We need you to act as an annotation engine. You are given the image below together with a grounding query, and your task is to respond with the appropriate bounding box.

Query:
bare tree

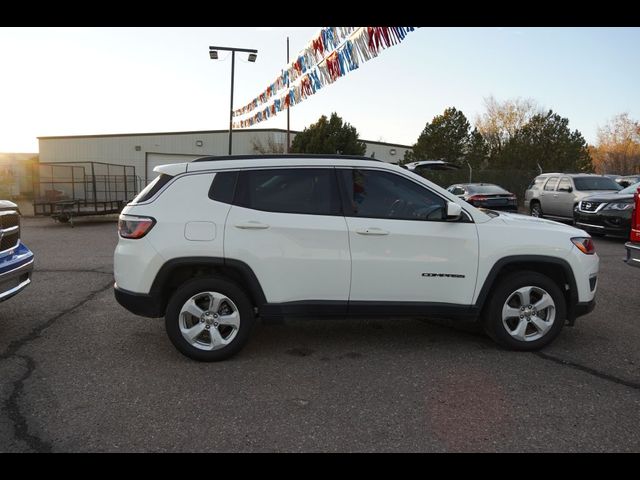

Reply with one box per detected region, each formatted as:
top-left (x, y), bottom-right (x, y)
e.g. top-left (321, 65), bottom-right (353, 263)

top-left (591, 113), bottom-right (640, 174)
top-left (475, 96), bottom-right (542, 154)
top-left (251, 136), bottom-right (286, 154)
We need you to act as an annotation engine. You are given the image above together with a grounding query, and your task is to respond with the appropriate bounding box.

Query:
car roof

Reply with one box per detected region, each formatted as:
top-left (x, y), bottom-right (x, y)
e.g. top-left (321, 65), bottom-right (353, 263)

top-left (191, 154), bottom-right (383, 163)
top-left (537, 173), bottom-right (605, 177)
top-left (154, 155), bottom-right (399, 176)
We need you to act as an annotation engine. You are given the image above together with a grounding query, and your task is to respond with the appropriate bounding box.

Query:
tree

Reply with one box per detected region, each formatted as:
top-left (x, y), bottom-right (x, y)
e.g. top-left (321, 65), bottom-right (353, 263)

top-left (496, 110), bottom-right (593, 173)
top-left (251, 136), bottom-right (286, 154)
top-left (291, 112), bottom-right (367, 155)
top-left (404, 107), bottom-right (489, 169)
top-left (475, 96), bottom-right (542, 156)
top-left (405, 107), bottom-right (470, 164)
top-left (590, 113), bottom-right (640, 174)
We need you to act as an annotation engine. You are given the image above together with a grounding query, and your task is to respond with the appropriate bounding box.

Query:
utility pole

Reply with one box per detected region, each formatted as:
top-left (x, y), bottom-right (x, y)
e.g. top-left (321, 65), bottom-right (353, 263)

top-left (286, 36), bottom-right (291, 154)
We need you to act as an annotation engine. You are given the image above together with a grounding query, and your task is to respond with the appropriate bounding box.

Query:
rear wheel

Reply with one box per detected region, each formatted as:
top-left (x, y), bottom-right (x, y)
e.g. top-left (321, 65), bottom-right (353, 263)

top-left (482, 271), bottom-right (566, 351)
top-left (530, 202), bottom-right (543, 218)
top-left (165, 277), bottom-right (255, 361)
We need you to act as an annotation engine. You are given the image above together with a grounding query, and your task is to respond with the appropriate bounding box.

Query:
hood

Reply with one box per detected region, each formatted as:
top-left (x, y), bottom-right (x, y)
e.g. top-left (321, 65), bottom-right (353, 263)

top-left (490, 211), bottom-right (587, 236)
top-left (580, 192), bottom-right (634, 203)
top-left (0, 200), bottom-right (18, 211)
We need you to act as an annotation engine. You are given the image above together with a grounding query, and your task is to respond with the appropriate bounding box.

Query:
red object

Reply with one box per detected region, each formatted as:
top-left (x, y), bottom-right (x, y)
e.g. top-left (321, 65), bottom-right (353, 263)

top-left (467, 195), bottom-right (488, 202)
top-left (631, 186), bottom-right (640, 242)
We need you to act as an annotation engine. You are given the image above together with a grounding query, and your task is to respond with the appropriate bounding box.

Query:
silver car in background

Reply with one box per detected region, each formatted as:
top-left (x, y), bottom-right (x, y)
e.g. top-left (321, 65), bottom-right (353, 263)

top-left (524, 173), bottom-right (622, 221)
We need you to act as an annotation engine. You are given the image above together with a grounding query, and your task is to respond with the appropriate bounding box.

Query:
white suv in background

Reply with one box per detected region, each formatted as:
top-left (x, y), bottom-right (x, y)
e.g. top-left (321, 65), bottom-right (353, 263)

top-left (114, 155), bottom-right (599, 361)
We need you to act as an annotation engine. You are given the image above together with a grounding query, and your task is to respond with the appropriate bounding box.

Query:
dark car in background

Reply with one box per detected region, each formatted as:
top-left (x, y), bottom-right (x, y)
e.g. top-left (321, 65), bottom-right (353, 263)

top-left (446, 183), bottom-right (518, 212)
top-left (574, 181), bottom-right (640, 237)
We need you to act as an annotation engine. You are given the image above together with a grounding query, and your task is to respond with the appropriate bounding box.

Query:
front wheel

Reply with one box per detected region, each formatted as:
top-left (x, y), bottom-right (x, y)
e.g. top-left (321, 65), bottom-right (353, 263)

top-left (165, 278), bottom-right (255, 361)
top-left (482, 271), bottom-right (566, 351)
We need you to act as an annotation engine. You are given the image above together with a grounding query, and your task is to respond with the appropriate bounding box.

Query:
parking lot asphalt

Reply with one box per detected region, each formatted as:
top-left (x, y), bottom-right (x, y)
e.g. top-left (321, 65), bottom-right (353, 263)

top-left (0, 216), bottom-right (639, 452)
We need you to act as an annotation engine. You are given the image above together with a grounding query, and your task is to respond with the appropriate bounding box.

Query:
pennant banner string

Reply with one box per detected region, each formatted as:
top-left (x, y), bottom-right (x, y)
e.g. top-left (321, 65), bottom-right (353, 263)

top-left (231, 27), bottom-right (416, 128)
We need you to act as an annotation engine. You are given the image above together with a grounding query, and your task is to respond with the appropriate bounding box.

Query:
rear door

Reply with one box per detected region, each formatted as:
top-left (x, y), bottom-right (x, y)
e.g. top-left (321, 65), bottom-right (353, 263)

top-left (224, 167), bottom-right (351, 305)
top-left (338, 168), bottom-right (479, 306)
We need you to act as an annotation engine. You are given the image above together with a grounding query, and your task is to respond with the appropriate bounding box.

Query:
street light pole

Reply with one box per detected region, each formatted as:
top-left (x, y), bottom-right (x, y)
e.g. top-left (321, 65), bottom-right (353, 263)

top-left (229, 50), bottom-right (235, 155)
top-left (209, 46), bottom-right (258, 156)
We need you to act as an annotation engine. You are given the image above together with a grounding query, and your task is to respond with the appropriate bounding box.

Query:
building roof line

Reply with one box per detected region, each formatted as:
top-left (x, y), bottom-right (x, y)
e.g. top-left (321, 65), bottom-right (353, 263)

top-left (37, 129), bottom-right (411, 149)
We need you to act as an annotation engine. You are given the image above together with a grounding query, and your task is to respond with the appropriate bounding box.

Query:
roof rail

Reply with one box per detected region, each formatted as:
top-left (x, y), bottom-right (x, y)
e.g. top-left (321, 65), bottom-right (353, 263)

top-left (191, 154), bottom-right (383, 163)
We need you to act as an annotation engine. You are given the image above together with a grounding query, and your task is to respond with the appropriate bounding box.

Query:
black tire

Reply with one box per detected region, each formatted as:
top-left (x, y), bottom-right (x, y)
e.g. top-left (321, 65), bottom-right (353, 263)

top-left (165, 277), bottom-right (255, 361)
top-left (530, 202), bottom-right (543, 218)
top-left (482, 271), bottom-right (566, 351)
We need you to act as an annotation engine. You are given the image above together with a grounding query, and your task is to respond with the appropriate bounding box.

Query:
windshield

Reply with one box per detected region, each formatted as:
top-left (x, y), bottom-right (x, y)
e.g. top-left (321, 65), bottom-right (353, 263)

top-left (618, 181), bottom-right (640, 195)
top-left (467, 184), bottom-right (509, 194)
top-left (573, 176), bottom-right (622, 191)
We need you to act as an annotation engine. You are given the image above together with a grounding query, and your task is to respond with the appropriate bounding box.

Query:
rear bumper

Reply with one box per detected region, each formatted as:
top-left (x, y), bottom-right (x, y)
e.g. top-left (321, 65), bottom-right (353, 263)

top-left (114, 284), bottom-right (164, 318)
top-left (0, 246), bottom-right (34, 302)
top-left (624, 242), bottom-right (640, 268)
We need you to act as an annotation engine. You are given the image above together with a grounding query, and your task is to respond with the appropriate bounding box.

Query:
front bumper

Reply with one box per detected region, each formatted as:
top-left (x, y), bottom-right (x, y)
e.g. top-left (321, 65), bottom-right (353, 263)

top-left (0, 244), bottom-right (34, 302)
top-left (624, 242), bottom-right (640, 268)
top-left (573, 210), bottom-right (631, 237)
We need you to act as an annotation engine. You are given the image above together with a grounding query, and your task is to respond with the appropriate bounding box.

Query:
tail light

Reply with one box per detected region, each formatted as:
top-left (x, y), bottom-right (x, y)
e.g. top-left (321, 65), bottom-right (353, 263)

top-left (571, 237), bottom-right (596, 255)
top-left (632, 187), bottom-right (640, 242)
top-left (118, 214), bottom-right (156, 239)
top-left (467, 195), bottom-right (487, 205)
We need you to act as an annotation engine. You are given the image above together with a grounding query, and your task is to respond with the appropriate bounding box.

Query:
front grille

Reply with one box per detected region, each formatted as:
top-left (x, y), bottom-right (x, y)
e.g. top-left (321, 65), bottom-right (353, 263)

top-left (0, 212), bottom-right (19, 229)
top-left (579, 201), bottom-right (602, 212)
top-left (0, 231), bottom-right (19, 252)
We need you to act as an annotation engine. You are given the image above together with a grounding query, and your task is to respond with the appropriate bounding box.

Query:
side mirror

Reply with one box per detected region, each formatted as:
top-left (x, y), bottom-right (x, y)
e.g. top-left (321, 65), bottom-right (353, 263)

top-left (446, 201), bottom-right (462, 221)
top-left (559, 186), bottom-right (573, 193)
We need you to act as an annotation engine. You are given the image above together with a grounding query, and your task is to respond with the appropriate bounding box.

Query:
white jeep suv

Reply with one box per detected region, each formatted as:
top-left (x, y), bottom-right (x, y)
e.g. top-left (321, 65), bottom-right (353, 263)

top-left (114, 155), bottom-right (599, 361)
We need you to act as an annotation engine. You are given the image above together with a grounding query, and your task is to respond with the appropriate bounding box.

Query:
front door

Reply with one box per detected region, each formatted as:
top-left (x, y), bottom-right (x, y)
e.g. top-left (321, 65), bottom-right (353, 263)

top-left (338, 168), bottom-right (479, 306)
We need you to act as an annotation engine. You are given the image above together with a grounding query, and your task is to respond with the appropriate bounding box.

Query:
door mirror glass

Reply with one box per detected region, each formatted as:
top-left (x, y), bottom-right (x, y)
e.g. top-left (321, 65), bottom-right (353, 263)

top-left (446, 201), bottom-right (462, 220)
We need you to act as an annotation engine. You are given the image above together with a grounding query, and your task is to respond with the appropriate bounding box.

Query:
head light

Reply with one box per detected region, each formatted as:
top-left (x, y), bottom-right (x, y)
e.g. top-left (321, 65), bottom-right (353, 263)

top-left (604, 202), bottom-right (634, 211)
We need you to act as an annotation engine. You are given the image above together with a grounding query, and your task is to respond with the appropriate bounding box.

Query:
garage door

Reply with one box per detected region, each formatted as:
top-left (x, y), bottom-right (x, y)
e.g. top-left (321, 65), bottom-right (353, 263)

top-left (146, 153), bottom-right (206, 184)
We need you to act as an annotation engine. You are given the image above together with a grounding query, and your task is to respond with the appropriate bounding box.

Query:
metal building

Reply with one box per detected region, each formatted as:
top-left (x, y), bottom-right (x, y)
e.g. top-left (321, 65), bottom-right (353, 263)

top-left (38, 128), bottom-right (411, 185)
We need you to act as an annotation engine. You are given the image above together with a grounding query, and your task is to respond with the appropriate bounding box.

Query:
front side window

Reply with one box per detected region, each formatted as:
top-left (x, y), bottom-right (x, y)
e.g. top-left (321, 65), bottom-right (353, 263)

top-left (557, 177), bottom-right (572, 192)
top-left (339, 169), bottom-right (446, 221)
top-left (235, 168), bottom-right (341, 216)
top-left (544, 177), bottom-right (559, 191)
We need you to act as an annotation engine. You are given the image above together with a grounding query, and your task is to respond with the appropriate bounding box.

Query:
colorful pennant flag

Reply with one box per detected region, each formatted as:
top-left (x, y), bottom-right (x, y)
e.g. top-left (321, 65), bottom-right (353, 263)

top-left (231, 26), bottom-right (416, 128)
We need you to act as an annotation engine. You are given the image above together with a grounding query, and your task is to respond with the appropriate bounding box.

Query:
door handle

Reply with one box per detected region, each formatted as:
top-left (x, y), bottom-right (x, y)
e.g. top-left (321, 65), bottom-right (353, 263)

top-left (235, 221), bottom-right (270, 229)
top-left (553, 194), bottom-right (558, 198)
top-left (355, 227), bottom-right (389, 235)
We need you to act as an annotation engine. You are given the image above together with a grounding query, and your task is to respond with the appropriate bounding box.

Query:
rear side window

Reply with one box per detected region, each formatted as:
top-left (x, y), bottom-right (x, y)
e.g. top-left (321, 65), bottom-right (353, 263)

top-left (133, 174), bottom-right (173, 203)
top-left (544, 177), bottom-right (559, 191)
top-left (235, 168), bottom-right (341, 216)
top-left (209, 171), bottom-right (239, 204)
top-left (528, 177), bottom-right (547, 190)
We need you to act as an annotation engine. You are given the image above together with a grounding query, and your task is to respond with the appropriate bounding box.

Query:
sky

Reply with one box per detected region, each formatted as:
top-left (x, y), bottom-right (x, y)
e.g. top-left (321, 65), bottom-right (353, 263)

top-left (1, 26), bottom-right (639, 153)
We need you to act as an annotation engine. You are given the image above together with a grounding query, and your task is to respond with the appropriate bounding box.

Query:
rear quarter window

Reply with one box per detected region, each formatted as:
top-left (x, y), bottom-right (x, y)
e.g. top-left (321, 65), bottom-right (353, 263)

top-left (132, 174), bottom-right (173, 203)
top-left (208, 171), bottom-right (239, 204)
